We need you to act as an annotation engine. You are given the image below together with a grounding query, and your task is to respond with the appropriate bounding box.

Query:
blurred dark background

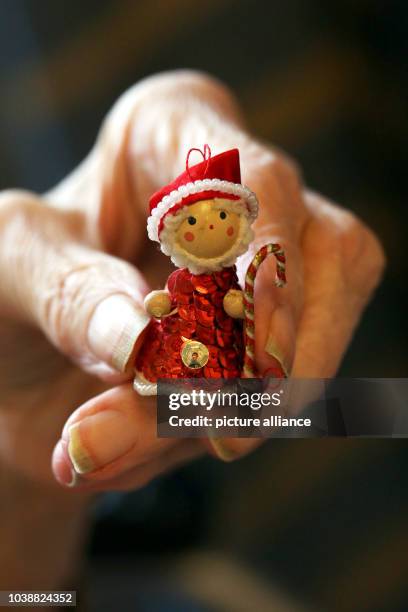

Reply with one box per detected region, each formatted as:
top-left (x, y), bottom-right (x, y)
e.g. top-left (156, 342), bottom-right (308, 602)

top-left (1, 1), bottom-right (407, 611)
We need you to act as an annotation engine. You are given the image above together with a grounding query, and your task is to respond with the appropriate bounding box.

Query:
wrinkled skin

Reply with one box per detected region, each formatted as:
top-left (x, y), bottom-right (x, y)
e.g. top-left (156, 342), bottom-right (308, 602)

top-left (0, 71), bottom-right (385, 589)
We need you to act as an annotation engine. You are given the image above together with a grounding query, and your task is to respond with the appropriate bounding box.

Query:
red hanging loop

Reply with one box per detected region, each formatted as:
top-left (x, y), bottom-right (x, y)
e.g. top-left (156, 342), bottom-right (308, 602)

top-left (185, 144), bottom-right (212, 180)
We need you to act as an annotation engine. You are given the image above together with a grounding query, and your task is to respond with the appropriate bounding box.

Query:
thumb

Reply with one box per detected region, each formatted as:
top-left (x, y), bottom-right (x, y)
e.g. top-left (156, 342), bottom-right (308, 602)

top-left (0, 191), bottom-right (150, 380)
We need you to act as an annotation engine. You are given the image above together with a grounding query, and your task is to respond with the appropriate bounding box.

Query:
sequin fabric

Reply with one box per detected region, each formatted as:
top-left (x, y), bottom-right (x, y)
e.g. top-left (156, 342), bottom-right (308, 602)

top-left (135, 267), bottom-right (244, 381)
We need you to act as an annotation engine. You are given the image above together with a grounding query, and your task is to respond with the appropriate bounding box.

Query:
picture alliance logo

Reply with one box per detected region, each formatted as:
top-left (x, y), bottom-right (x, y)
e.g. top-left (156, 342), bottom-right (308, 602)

top-left (158, 380), bottom-right (320, 435)
top-left (168, 388), bottom-right (285, 411)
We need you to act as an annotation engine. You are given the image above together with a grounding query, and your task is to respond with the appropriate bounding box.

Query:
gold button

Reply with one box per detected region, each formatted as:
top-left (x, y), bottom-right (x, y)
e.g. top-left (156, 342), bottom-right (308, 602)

top-left (180, 339), bottom-right (209, 369)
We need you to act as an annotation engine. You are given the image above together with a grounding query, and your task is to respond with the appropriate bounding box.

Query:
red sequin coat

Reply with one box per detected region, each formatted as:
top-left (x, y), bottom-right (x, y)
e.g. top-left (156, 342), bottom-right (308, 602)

top-left (135, 267), bottom-right (244, 381)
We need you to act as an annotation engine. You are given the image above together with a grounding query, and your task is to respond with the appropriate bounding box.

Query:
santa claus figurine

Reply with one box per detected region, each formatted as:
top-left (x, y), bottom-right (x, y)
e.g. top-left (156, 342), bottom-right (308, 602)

top-left (134, 146), bottom-right (286, 395)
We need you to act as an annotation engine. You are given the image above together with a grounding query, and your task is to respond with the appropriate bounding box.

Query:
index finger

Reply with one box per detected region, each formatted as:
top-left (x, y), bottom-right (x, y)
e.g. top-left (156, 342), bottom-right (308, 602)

top-left (47, 71), bottom-right (245, 261)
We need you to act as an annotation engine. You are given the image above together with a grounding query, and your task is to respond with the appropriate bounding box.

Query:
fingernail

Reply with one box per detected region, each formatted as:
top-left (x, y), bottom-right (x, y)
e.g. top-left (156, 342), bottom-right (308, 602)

top-left (264, 306), bottom-right (294, 377)
top-left (67, 409), bottom-right (136, 474)
top-left (53, 440), bottom-right (80, 488)
top-left (88, 294), bottom-right (150, 372)
top-left (264, 343), bottom-right (289, 377)
top-left (209, 438), bottom-right (261, 462)
top-left (262, 360), bottom-right (287, 379)
top-left (209, 439), bottom-right (239, 462)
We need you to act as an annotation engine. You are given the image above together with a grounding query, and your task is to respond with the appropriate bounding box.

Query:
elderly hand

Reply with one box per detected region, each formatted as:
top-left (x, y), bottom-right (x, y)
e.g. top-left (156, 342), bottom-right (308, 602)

top-left (0, 71), bottom-right (385, 499)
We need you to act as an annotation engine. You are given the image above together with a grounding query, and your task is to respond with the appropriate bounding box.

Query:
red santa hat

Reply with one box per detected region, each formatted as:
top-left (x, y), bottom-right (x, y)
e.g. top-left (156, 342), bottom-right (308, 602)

top-left (147, 146), bottom-right (258, 244)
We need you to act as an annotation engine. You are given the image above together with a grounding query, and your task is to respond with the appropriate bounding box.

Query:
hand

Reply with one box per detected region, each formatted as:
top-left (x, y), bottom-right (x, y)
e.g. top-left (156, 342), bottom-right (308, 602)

top-left (0, 71), bottom-right (385, 495)
top-left (144, 290), bottom-right (172, 318)
top-left (223, 289), bottom-right (245, 319)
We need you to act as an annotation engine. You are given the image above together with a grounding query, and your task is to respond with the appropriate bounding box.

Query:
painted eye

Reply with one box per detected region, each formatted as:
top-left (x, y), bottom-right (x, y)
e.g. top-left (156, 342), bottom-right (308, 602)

top-left (188, 216), bottom-right (196, 225)
top-left (219, 211), bottom-right (227, 220)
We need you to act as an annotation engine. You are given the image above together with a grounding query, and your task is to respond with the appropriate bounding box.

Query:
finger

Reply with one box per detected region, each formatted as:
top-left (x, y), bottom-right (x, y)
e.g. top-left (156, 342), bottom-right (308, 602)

top-left (51, 384), bottom-right (200, 489)
top-left (116, 74), bottom-right (307, 380)
top-left (56, 440), bottom-right (202, 492)
top-left (94, 74), bottom-right (306, 379)
top-left (209, 156), bottom-right (307, 461)
top-left (94, 439), bottom-right (203, 492)
top-left (208, 438), bottom-right (263, 462)
top-left (292, 191), bottom-right (385, 379)
top-left (42, 72), bottom-right (308, 462)
top-left (0, 192), bottom-right (150, 381)
top-left (236, 153), bottom-right (307, 378)
top-left (47, 71), bottom-right (306, 382)
top-left (48, 71), bottom-right (245, 261)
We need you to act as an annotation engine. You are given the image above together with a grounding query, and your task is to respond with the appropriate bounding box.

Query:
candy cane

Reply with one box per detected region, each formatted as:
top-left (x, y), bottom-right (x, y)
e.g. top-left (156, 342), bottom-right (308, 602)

top-left (242, 244), bottom-right (286, 378)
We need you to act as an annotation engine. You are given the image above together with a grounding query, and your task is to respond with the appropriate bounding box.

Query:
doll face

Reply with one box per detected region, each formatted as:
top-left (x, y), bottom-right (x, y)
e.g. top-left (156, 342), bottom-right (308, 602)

top-left (175, 199), bottom-right (241, 259)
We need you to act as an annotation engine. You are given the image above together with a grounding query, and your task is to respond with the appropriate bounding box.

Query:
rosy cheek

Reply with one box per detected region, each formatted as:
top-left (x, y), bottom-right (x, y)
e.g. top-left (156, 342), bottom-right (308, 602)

top-left (184, 231), bottom-right (195, 242)
top-left (227, 226), bottom-right (234, 237)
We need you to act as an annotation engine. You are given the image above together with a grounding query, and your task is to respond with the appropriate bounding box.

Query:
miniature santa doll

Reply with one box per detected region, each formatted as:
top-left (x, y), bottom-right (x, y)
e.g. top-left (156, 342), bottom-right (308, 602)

top-left (134, 146), bottom-right (286, 395)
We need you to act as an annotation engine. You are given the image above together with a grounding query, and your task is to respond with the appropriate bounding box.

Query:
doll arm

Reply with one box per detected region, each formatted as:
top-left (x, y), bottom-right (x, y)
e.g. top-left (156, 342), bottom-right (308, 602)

top-left (223, 289), bottom-right (245, 319)
top-left (144, 290), bottom-right (172, 318)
